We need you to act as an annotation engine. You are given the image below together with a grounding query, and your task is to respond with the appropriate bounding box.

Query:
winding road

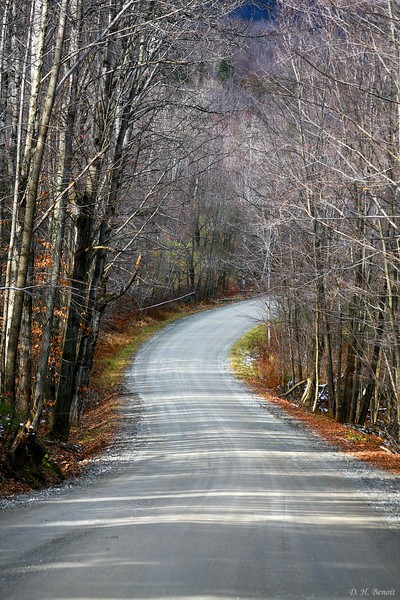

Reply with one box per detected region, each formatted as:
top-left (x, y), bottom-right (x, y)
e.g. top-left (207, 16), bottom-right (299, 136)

top-left (1, 298), bottom-right (399, 599)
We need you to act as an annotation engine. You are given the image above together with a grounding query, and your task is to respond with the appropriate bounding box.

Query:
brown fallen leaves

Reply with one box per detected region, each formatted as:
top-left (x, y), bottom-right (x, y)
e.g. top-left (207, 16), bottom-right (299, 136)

top-left (0, 389), bottom-right (122, 499)
top-left (250, 380), bottom-right (400, 475)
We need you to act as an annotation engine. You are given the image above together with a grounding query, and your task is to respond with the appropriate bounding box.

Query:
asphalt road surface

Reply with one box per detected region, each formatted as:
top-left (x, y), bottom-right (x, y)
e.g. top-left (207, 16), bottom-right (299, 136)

top-left (1, 298), bottom-right (399, 600)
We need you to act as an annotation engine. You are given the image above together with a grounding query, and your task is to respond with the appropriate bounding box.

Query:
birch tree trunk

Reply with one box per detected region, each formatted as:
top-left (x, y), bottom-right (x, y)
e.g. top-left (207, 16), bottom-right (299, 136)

top-left (4, 0), bottom-right (68, 404)
top-left (31, 0), bottom-right (81, 431)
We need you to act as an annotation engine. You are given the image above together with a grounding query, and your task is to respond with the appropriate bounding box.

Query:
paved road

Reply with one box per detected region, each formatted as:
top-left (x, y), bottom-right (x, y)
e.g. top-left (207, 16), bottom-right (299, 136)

top-left (0, 298), bottom-right (399, 600)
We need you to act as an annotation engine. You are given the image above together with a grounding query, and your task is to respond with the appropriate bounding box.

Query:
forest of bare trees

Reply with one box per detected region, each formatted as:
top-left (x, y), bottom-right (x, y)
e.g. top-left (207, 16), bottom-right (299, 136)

top-left (0, 0), bottom-right (246, 454)
top-left (1, 0), bottom-right (400, 463)
top-left (234, 0), bottom-right (400, 445)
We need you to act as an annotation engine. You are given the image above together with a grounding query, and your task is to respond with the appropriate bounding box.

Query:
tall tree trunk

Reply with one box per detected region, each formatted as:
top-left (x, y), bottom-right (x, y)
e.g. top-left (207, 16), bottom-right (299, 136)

top-left (4, 0), bottom-right (68, 404)
top-left (0, 0), bottom-right (33, 392)
top-left (31, 0), bottom-right (81, 431)
top-left (17, 283), bottom-right (33, 421)
top-left (51, 200), bottom-right (92, 440)
top-left (357, 295), bottom-right (385, 426)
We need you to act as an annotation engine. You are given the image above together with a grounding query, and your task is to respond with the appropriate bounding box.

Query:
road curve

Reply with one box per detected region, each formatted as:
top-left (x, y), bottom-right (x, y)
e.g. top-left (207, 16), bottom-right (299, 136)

top-left (0, 298), bottom-right (399, 600)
